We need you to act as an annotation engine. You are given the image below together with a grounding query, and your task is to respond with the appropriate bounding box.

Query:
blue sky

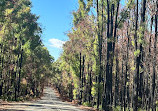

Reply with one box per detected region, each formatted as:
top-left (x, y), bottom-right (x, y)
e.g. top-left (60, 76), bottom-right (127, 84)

top-left (31, 0), bottom-right (125, 61)
top-left (31, 0), bottom-right (78, 60)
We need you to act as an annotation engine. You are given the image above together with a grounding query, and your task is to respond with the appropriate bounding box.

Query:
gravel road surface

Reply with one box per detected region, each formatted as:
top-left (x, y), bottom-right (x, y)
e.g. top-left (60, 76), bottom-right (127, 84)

top-left (0, 87), bottom-right (85, 111)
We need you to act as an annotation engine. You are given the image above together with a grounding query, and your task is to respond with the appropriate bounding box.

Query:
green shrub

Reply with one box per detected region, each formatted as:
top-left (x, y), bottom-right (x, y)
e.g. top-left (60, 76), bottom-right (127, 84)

top-left (83, 102), bottom-right (92, 107)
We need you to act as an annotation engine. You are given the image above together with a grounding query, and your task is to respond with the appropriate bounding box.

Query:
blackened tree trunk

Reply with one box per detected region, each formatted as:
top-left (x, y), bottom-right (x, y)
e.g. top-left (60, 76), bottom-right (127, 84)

top-left (18, 48), bottom-right (23, 97)
top-left (146, 16), bottom-right (153, 110)
top-left (133, 0), bottom-right (139, 110)
top-left (81, 55), bottom-right (85, 104)
top-left (89, 65), bottom-right (92, 103)
top-left (103, 0), bottom-right (113, 110)
top-left (114, 41), bottom-right (119, 107)
top-left (113, 0), bottom-right (120, 55)
top-left (97, 0), bottom-right (104, 108)
top-left (139, 0), bottom-right (146, 108)
top-left (121, 60), bottom-right (124, 111)
top-left (0, 43), bottom-right (3, 96)
top-left (126, 21), bottom-right (131, 109)
top-left (114, 0), bottom-right (120, 107)
top-left (152, 5), bottom-right (157, 111)
top-left (79, 52), bottom-right (82, 104)
top-left (14, 71), bottom-right (17, 101)
top-left (124, 22), bottom-right (130, 111)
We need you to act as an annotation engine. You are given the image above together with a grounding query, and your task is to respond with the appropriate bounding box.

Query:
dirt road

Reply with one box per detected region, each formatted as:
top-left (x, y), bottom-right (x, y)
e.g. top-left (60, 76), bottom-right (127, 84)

top-left (0, 87), bottom-right (85, 111)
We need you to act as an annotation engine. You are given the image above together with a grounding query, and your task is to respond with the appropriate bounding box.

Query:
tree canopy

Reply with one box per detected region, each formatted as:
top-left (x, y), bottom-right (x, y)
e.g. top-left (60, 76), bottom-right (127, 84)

top-left (0, 0), bottom-right (54, 101)
top-left (52, 0), bottom-right (158, 110)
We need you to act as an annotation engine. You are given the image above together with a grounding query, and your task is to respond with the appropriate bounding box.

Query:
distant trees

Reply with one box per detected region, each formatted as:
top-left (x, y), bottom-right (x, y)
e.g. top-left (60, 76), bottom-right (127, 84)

top-left (0, 0), bottom-right (53, 101)
top-left (52, 0), bottom-right (158, 110)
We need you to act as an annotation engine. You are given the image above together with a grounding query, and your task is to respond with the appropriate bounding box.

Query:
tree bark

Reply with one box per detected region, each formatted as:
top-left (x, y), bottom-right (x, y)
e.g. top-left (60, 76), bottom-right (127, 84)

top-left (152, 4), bottom-right (157, 110)
top-left (133, 0), bottom-right (139, 110)
top-left (79, 52), bottom-right (82, 104)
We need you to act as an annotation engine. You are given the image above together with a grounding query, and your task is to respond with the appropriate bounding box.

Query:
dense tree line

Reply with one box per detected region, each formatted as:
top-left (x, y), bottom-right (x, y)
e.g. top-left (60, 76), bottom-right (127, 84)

top-left (52, 0), bottom-right (158, 110)
top-left (0, 0), bottom-right (53, 101)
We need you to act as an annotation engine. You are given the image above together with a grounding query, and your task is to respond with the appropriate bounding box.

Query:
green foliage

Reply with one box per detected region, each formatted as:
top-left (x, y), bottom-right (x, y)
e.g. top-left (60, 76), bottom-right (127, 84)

top-left (134, 49), bottom-right (140, 57)
top-left (83, 102), bottom-right (92, 107)
top-left (120, 9), bottom-right (129, 21)
top-left (131, 41), bottom-right (135, 47)
top-left (156, 101), bottom-right (158, 106)
top-left (138, 97), bottom-right (142, 102)
top-left (91, 82), bottom-right (97, 97)
top-left (51, 0), bottom-right (157, 110)
top-left (118, 9), bottom-right (129, 28)
top-left (73, 89), bottom-right (77, 99)
top-left (137, 25), bottom-right (146, 46)
top-left (86, 0), bottom-right (93, 12)
top-left (94, 105), bottom-right (102, 110)
top-left (5, 8), bottom-right (13, 16)
top-left (73, 0), bottom-right (93, 26)
top-left (126, 0), bottom-right (135, 9)
top-left (113, 106), bottom-right (121, 111)
top-left (0, 0), bottom-right (54, 101)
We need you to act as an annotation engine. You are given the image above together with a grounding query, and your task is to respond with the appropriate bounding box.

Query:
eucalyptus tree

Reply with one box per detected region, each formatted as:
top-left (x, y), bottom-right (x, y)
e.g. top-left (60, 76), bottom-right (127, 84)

top-left (152, 1), bottom-right (157, 110)
top-left (102, 0), bottom-right (120, 110)
top-left (0, 0), bottom-right (53, 101)
top-left (51, 0), bottom-right (158, 110)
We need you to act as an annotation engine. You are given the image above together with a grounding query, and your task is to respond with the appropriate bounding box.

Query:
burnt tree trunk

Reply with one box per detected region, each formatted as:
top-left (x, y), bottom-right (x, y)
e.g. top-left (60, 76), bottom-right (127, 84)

top-left (152, 4), bottom-right (157, 111)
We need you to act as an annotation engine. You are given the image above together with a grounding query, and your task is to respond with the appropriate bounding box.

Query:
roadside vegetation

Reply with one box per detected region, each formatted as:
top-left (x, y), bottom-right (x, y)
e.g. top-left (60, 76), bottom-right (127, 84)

top-left (52, 0), bottom-right (158, 111)
top-left (0, 0), bottom-right (158, 111)
top-left (0, 0), bottom-right (53, 101)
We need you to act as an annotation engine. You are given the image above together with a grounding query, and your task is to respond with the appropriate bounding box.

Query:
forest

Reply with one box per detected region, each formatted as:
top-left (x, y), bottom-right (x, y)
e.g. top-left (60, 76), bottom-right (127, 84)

top-left (0, 0), bottom-right (53, 101)
top-left (0, 0), bottom-right (157, 111)
top-left (52, 0), bottom-right (158, 111)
